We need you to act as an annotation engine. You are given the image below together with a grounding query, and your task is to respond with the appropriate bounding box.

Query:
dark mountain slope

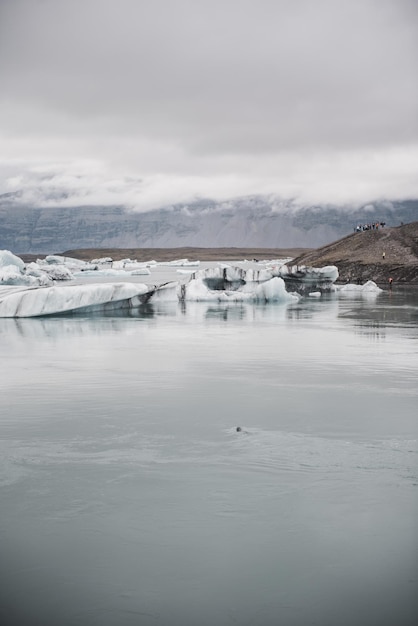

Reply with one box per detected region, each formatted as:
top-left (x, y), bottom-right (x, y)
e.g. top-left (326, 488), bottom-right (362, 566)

top-left (290, 222), bottom-right (418, 283)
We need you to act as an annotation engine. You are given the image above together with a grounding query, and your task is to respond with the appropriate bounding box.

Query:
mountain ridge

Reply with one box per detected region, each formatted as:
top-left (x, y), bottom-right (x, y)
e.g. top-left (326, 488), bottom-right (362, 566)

top-left (1, 194), bottom-right (418, 254)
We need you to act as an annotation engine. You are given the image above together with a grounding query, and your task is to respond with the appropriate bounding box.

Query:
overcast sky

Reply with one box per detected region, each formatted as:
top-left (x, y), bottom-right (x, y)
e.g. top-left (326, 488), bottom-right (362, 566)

top-left (0, 0), bottom-right (417, 210)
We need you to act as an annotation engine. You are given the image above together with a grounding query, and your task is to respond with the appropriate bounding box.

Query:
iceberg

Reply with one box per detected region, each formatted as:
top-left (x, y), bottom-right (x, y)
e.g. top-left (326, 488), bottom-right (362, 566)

top-left (0, 252), bottom-right (347, 317)
top-left (0, 265), bottom-right (48, 287)
top-left (0, 264), bottom-right (299, 317)
top-left (0, 250), bottom-right (25, 272)
top-left (130, 268), bottom-right (152, 276)
top-left (0, 283), bottom-right (152, 317)
top-left (35, 263), bottom-right (75, 281)
top-left (337, 280), bottom-right (383, 297)
top-left (181, 267), bottom-right (298, 303)
top-left (0, 250), bottom-right (52, 286)
top-left (276, 264), bottom-right (339, 295)
top-left (90, 256), bottom-right (113, 264)
top-left (160, 259), bottom-right (200, 267)
top-left (40, 255), bottom-right (87, 270)
top-left (1, 249), bottom-right (79, 286)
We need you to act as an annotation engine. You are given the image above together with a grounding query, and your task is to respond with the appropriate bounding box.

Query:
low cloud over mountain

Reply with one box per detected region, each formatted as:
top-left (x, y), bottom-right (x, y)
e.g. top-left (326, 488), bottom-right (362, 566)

top-left (1, 193), bottom-right (417, 254)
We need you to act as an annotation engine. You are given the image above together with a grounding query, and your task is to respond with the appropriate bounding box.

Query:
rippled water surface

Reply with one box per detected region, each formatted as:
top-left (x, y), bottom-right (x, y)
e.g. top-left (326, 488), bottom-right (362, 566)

top-left (1, 283), bottom-right (417, 626)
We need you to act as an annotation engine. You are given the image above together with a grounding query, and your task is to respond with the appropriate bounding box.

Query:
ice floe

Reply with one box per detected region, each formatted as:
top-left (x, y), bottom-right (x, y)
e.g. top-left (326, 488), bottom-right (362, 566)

top-left (0, 250), bottom-right (359, 317)
top-left (0, 283), bottom-right (151, 317)
top-left (337, 280), bottom-right (383, 297)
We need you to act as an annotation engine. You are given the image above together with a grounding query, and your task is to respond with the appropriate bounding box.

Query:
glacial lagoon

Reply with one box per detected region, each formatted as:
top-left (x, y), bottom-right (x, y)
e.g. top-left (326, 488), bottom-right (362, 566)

top-left (0, 264), bottom-right (417, 625)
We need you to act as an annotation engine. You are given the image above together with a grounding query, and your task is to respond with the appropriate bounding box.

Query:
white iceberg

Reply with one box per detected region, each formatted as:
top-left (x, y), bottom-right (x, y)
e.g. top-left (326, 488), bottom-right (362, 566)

top-left (337, 280), bottom-right (383, 297)
top-left (0, 265), bottom-right (49, 287)
top-left (0, 250), bottom-right (53, 286)
top-left (39, 264), bottom-right (74, 281)
top-left (160, 259), bottom-right (200, 267)
top-left (0, 250), bottom-right (25, 272)
top-left (0, 283), bottom-right (151, 317)
top-left (41, 255), bottom-right (87, 270)
top-left (90, 257), bottom-right (113, 264)
top-left (1, 250), bottom-right (78, 286)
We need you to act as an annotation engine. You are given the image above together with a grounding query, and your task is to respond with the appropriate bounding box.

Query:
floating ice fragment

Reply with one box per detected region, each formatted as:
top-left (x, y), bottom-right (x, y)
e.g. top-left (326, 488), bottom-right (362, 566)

top-left (0, 265), bottom-right (48, 286)
top-left (160, 259), bottom-right (200, 267)
top-left (41, 264), bottom-right (74, 281)
top-left (0, 250), bottom-right (25, 271)
top-left (0, 250), bottom-right (52, 286)
top-left (42, 255), bottom-right (86, 269)
top-left (130, 267), bottom-right (152, 276)
top-left (90, 257), bottom-right (113, 264)
top-left (337, 280), bottom-right (383, 297)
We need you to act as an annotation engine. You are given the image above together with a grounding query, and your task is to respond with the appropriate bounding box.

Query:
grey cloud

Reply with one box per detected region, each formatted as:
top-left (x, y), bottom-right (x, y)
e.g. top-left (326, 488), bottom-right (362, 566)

top-left (0, 0), bottom-right (417, 207)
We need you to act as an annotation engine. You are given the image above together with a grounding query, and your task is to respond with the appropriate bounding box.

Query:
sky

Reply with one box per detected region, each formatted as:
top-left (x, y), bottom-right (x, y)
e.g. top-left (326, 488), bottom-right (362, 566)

top-left (0, 0), bottom-right (417, 211)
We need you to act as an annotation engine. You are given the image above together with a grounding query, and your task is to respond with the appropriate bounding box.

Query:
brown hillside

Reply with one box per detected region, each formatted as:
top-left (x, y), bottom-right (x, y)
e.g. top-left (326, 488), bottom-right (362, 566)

top-left (290, 222), bottom-right (418, 283)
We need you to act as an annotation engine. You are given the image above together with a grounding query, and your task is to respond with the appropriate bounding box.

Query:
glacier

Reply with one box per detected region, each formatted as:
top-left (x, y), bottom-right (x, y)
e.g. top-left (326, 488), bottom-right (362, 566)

top-left (0, 249), bottom-right (374, 317)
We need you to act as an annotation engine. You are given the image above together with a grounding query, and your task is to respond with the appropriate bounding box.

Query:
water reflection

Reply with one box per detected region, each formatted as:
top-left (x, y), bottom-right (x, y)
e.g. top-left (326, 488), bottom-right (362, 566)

top-left (353, 321), bottom-right (386, 341)
top-left (1, 289), bottom-right (418, 341)
top-left (203, 304), bottom-right (248, 321)
top-left (1, 287), bottom-right (418, 626)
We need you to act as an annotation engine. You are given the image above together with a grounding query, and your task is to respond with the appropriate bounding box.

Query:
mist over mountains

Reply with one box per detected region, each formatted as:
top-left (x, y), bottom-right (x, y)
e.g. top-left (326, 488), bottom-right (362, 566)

top-left (1, 194), bottom-right (417, 254)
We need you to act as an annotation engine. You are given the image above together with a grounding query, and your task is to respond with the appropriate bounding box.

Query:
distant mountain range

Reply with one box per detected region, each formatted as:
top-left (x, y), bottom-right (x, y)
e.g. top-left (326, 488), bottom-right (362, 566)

top-left (1, 193), bottom-right (418, 254)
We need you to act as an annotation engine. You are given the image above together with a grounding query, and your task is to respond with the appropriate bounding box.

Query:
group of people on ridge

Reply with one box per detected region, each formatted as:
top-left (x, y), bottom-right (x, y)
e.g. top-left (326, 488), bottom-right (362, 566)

top-left (355, 222), bottom-right (386, 232)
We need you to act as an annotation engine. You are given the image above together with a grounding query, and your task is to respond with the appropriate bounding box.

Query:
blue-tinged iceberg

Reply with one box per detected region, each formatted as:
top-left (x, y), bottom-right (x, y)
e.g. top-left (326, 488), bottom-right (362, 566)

top-left (0, 283), bottom-right (152, 317)
top-left (275, 264), bottom-right (339, 294)
top-left (184, 266), bottom-right (298, 303)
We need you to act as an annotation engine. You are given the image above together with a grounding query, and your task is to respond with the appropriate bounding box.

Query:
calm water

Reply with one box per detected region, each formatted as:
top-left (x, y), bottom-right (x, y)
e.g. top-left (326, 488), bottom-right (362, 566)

top-left (1, 282), bottom-right (417, 626)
